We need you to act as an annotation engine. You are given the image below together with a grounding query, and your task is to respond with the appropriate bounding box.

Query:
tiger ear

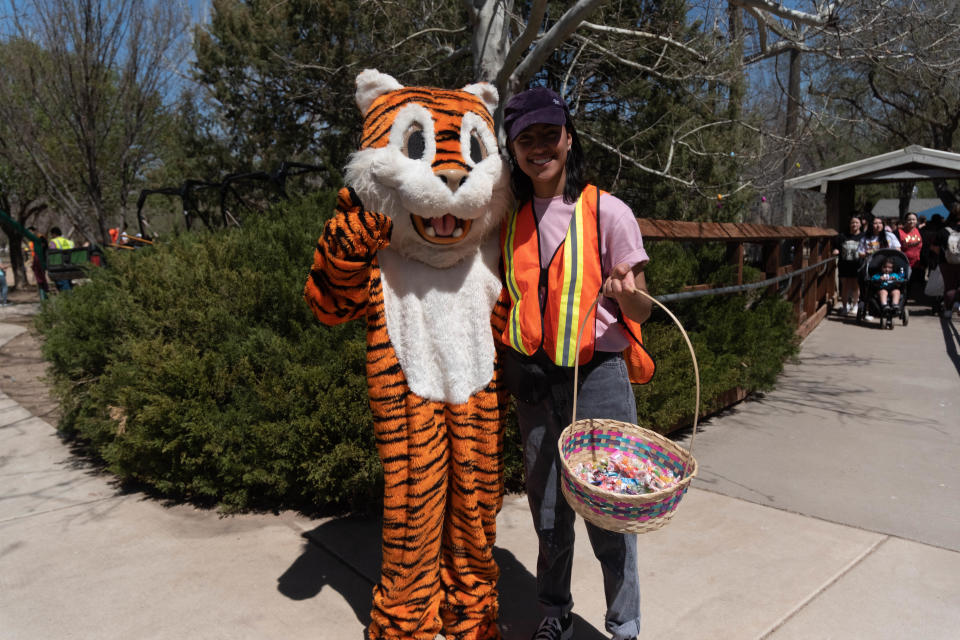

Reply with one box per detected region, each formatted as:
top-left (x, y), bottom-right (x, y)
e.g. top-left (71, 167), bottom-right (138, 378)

top-left (356, 69), bottom-right (403, 115)
top-left (462, 82), bottom-right (499, 115)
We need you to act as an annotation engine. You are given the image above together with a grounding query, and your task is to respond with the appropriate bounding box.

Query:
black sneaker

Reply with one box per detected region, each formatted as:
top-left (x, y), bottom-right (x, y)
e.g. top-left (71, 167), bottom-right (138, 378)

top-left (532, 613), bottom-right (573, 640)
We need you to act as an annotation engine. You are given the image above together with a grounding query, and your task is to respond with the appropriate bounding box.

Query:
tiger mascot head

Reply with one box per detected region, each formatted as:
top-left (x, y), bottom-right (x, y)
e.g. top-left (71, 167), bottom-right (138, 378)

top-left (345, 69), bottom-right (511, 268)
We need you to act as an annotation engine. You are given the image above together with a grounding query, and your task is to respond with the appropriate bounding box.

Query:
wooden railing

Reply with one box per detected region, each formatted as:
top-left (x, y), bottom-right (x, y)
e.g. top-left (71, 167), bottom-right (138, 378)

top-left (637, 220), bottom-right (837, 339)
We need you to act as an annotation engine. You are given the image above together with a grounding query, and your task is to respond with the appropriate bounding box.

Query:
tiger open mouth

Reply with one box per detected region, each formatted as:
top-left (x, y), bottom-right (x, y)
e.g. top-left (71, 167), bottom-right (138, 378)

top-left (410, 214), bottom-right (472, 245)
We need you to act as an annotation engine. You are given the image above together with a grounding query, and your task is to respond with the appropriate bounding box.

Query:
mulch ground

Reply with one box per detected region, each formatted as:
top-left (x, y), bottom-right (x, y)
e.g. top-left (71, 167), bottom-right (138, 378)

top-left (0, 285), bottom-right (61, 425)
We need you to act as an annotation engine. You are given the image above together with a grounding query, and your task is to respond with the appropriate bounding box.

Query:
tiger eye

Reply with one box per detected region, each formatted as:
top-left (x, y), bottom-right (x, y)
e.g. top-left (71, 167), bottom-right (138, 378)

top-left (405, 127), bottom-right (425, 160)
top-left (469, 132), bottom-right (485, 164)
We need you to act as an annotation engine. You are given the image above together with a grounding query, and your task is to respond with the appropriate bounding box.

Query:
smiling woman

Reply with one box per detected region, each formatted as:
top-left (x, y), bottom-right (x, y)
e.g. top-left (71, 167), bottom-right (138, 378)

top-left (499, 86), bottom-right (655, 640)
top-left (509, 123), bottom-right (571, 199)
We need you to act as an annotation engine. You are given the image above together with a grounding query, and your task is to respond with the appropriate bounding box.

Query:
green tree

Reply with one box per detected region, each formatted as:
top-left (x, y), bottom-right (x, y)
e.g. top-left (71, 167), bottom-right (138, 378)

top-left (192, 0), bottom-right (469, 182)
top-left (0, 0), bottom-right (188, 244)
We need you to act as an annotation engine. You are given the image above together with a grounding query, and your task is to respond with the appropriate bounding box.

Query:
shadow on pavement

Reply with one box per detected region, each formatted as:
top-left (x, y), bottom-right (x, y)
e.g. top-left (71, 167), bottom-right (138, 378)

top-left (940, 316), bottom-right (960, 379)
top-left (278, 515), bottom-right (609, 639)
top-left (278, 515), bottom-right (379, 630)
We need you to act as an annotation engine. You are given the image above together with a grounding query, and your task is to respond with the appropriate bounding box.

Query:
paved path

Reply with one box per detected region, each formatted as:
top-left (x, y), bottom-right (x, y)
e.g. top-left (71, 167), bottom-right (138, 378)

top-left (2, 306), bottom-right (959, 639)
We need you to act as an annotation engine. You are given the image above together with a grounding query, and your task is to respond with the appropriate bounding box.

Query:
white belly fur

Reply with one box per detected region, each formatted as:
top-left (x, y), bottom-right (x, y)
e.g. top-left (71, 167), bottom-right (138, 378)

top-left (378, 235), bottom-right (501, 405)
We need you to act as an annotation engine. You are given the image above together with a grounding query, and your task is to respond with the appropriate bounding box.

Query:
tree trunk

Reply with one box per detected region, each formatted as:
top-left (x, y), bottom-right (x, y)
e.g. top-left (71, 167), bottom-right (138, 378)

top-left (897, 182), bottom-right (913, 220)
top-left (781, 47), bottom-right (802, 226)
top-left (471, 0), bottom-right (511, 83)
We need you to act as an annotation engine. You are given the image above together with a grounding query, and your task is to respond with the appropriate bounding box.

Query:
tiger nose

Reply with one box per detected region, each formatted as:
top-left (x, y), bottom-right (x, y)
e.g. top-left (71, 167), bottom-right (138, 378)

top-left (436, 169), bottom-right (468, 193)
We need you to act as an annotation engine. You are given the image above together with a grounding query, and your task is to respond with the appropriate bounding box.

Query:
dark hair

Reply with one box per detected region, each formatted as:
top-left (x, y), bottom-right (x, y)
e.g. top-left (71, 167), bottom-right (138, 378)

top-left (50, 226), bottom-right (62, 236)
top-left (866, 216), bottom-right (890, 248)
top-left (508, 109), bottom-right (587, 206)
top-left (950, 202), bottom-right (960, 226)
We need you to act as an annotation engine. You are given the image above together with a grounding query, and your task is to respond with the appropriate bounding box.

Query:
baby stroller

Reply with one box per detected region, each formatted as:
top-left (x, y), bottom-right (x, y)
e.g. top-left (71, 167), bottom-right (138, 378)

top-left (857, 248), bottom-right (910, 330)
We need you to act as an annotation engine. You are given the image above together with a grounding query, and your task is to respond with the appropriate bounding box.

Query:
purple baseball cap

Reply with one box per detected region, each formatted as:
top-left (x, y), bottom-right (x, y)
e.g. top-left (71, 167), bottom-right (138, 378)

top-left (503, 87), bottom-right (567, 141)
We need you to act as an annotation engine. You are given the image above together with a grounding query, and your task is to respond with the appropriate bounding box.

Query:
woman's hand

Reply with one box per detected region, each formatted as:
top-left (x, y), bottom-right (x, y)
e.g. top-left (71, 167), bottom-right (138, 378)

top-left (603, 263), bottom-right (652, 324)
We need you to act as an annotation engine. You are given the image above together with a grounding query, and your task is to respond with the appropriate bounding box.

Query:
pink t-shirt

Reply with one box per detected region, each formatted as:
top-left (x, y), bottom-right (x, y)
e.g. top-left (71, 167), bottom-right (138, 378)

top-left (532, 193), bottom-right (649, 352)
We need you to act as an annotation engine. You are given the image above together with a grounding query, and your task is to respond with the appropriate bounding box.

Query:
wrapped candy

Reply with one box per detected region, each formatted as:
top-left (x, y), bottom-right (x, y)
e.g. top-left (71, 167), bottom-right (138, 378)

top-left (574, 451), bottom-right (677, 495)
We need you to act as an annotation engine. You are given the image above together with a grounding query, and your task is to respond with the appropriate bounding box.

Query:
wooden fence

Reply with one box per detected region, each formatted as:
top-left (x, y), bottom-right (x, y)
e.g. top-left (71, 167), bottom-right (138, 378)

top-left (637, 219), bottom-right (838, 339)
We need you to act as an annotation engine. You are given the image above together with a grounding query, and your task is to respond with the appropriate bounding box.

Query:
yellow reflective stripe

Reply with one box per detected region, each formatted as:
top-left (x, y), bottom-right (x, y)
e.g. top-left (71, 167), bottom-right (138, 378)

top-left (554, 196), bottom-right (586, 365)
top-left (503, 209), bottom-right (532, 355)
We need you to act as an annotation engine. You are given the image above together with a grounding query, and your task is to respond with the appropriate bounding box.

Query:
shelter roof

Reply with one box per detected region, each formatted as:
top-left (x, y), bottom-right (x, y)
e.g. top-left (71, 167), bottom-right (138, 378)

top-left (871, 198), bottom-right (944, 219)
top-left (785, 146), bottom-right (960, 192)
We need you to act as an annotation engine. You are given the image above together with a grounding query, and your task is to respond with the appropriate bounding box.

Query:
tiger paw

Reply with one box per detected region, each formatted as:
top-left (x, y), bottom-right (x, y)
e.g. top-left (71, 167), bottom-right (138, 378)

top-left (324, 187), bottom-right (393, 260)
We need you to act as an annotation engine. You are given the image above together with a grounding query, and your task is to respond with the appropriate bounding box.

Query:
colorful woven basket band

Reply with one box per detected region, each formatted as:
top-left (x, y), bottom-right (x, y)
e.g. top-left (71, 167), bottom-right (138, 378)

top-left (561, 429), bottom-right (688, 476)
top-left (561, 474), bottom-right (690, 521)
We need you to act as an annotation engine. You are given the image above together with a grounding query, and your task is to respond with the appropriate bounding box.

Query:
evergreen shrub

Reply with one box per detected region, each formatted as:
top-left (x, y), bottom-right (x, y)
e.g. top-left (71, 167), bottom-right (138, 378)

top-left (36, 195), bottom-right (798, 514)
top-left (37, 190), bottom-right (381, 514)
top-left (636, 242), bottom-right (799, 433)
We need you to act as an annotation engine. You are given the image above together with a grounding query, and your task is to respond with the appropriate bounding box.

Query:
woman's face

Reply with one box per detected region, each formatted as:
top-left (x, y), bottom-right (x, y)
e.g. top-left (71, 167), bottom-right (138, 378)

top-left (872, 218), bottom-right (884, 235)
top-left (903, 214), bottom-right (917, 230)
top-left (510, 123), bottom-right (572, 198)
top-left (849, 217), bottom-right (861, 234)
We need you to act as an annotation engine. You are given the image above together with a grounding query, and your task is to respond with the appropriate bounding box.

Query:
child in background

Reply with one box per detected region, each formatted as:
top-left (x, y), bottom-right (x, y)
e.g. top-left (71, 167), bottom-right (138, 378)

top-left (870, 258), bottom-right (905, 312)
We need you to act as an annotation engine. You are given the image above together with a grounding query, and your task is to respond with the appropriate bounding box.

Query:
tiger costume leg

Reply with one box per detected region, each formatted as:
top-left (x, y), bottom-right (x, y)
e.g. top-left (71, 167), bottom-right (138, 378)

top-left (366, 390), bottom-right (449, 640)
top-left (365, 389), bottom-right (505, 640)
top-left (437, 376), bottom-right (505, 640)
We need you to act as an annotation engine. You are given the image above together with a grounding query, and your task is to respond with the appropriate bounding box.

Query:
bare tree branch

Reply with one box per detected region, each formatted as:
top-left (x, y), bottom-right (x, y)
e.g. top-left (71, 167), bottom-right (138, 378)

top-left (731, 0), bottom-right (845, 28)
top-left (579, 21), bottom-right (709, 62)
top-left (507, 0), bottom-right (605, 93)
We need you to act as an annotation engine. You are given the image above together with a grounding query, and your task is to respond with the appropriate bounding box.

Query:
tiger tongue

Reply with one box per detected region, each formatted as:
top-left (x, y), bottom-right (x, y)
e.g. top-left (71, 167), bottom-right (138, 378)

top-left (430, 214), bottom-right (457, 236)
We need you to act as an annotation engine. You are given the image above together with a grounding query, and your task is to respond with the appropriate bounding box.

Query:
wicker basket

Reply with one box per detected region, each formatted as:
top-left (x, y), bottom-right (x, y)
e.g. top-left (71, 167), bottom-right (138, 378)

top-left (558, 290), bottom-right (700, 534)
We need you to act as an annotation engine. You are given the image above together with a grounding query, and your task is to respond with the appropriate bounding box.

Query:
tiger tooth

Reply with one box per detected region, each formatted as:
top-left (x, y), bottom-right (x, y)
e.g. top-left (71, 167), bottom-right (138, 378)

top-left (452, 228), bottom-right (463, 238)
top-left (425, 227), bottom-right (437, 237)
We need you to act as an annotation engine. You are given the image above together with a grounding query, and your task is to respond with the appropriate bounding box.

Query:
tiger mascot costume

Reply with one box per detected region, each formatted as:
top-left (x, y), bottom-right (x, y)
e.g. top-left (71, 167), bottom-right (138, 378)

top-left (304, 69), bottom-right (511, 640)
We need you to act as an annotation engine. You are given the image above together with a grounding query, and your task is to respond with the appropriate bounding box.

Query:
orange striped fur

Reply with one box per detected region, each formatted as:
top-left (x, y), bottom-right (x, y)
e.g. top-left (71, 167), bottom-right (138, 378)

top-left (305, 78), bottom-right (509, 640)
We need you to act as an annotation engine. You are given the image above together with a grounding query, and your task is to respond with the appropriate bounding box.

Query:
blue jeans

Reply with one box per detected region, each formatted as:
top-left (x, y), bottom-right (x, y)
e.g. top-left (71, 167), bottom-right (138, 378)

top-left (0, 272), bottom-right (6, 303)
top-left (506, 351), bottom-right (641, 640)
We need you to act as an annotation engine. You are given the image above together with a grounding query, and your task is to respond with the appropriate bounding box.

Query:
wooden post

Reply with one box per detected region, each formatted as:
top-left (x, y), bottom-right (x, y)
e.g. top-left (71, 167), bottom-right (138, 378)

top-left (763, 240), bottom-right (781, 296)
top-left (792, 238), bottom-right (804, 321)
top-left (726, 241), bottom-right (745, 285)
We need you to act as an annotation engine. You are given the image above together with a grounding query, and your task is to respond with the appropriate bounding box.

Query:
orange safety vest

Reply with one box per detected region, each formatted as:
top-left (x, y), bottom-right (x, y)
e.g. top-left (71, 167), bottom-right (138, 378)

top-left (500, 185), bottom-right (655, 384)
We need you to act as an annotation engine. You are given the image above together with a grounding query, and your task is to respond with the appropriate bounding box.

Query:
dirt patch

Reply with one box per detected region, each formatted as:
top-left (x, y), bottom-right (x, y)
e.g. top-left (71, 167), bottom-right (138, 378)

top-left (0, 286), bottom-right (61, 425)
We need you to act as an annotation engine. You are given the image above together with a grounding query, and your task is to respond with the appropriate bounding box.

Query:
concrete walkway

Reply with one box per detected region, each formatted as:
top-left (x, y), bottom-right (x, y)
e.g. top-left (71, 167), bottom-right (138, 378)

top-left (2, 306), bottom-right (959, 639)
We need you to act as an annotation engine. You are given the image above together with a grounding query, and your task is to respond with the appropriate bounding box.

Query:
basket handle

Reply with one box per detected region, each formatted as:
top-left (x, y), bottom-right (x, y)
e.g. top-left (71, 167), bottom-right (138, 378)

top-left (571, 288), bottom-right (701, 471)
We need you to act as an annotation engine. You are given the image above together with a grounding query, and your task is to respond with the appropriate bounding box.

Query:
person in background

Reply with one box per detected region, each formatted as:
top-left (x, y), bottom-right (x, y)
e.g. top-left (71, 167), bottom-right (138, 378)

top-left (858, 215), bottom-right (901, 258)
top-left (921, 214), bottom-right (945, 279)
top-left (28, 226), bottom-right (49, 294)
top-left (896, 212), bottom-right (924, 300)
top-left (833, 216), bottom-right (863, 315)
top-left (48, 226), bottom-right (75, 292)
top-left (856, 216), bottom-right (899, 322)
top-left (936, 205), bottom-right (960, 319)
top-left (499, 86), bottom-right (655, 640)
top-left (0, 259), bottom-right (9, 306)
top-left (869, 257), bottom-right (905, 313)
